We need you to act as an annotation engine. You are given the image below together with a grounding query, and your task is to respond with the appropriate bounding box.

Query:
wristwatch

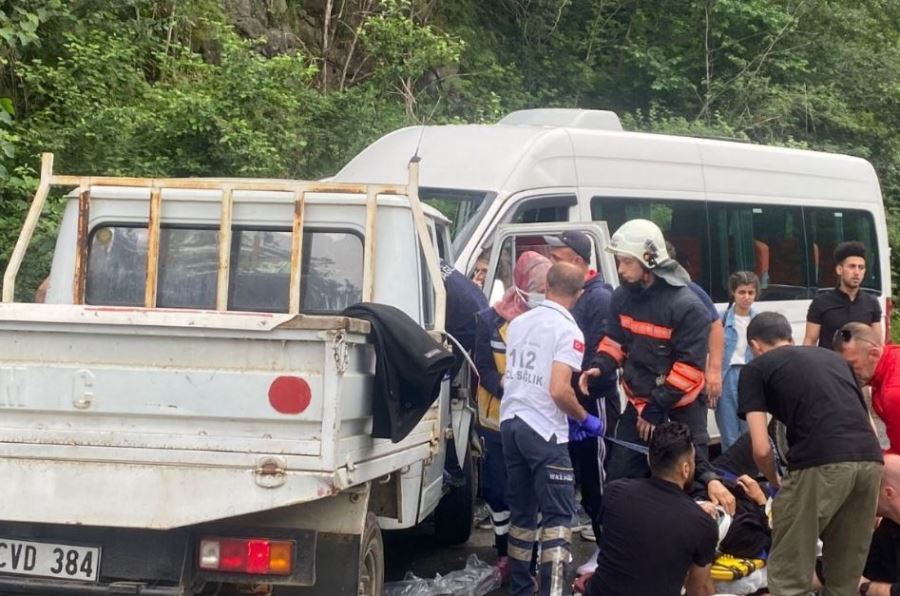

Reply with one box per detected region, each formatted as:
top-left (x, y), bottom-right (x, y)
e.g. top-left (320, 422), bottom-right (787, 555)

top-left (859, 581), bottom-right (871, 595)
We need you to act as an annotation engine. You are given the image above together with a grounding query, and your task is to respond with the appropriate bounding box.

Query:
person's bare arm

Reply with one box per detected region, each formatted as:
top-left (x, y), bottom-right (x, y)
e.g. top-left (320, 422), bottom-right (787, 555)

top-left (550, 361), bottom-right (588, 421)
top-left (803, 322), bottom-right (821, 346)
top-left (736, 475), bottom-right (768, 506)
top-left (706, 479), bottom-right (736, 515)
top-left (684, 564), bottom-right (714, 596)
top-left (706, 320), bottom-right (724, 407)
top-left (872, 321), bottom-right (884, 343)
top-left (747, 411), bottom-right (779, 488)
top-left (861, 580), bottom-right (894, 596)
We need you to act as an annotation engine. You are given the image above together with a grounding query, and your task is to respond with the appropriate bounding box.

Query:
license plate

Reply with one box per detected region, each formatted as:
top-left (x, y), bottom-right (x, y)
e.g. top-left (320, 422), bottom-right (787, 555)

top-left (0, 538), bottom-right (100, 582)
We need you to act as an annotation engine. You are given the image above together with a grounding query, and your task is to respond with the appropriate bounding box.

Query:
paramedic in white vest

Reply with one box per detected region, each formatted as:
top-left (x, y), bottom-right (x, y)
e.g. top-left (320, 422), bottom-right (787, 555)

top-left (500, 262), bottom-right (605, 596)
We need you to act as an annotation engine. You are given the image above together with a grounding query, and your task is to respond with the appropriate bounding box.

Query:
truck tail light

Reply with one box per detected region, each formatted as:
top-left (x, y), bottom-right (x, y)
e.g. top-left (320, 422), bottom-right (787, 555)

top-left (199, 537), bottom-right (293, 575)
top-left (886, 297), bottom-right (893, 344)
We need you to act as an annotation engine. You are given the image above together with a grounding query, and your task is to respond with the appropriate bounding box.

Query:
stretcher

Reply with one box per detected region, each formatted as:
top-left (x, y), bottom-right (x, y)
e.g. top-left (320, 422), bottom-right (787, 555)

top-left (710, 553), bottom-right (766, 582)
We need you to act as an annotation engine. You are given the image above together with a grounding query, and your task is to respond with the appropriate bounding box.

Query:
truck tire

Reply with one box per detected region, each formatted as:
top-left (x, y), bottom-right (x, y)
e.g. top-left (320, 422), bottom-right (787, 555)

top-left (358, 512), bottom-right (384, 596)
top-left (433, 440), bottom-right (474, 545)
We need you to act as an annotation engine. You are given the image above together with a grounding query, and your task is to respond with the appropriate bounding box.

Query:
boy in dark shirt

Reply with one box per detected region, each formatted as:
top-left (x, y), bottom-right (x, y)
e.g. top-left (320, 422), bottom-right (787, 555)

top-left (577, 422), bottom-right (717, 596)
top-left (739, 312), bottom-right (883, 596)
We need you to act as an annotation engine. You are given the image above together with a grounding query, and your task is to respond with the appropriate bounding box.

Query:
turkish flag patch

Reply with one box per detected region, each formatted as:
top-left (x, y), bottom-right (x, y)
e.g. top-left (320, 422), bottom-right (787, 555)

top-left (573, 339), bottom-right (585, 353)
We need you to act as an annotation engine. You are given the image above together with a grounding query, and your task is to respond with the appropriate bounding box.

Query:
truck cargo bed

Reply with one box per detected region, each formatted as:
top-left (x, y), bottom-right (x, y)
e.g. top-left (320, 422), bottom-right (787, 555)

top-left (0, 304), bottom-right (441, 529)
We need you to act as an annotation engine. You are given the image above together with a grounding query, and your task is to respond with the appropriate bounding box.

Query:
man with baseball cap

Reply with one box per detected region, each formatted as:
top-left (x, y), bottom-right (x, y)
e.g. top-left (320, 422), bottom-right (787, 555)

top-left (543, 231), bottom-right (615, 561)
top-left (544, 231), bottom-right (593, 264)
top-left (580, 219), bottom-right (733, 512)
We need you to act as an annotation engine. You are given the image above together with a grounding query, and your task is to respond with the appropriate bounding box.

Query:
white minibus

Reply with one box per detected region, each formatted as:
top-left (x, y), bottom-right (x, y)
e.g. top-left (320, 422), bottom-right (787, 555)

top-left (335, 108), bottom-right (892, 343)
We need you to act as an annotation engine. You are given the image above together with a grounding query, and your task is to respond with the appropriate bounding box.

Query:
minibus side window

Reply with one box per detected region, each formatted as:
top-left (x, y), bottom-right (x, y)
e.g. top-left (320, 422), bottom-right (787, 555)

top-left (590, 197), bottom-right (711, 292)
top-left (511, 195), bottom-right (576, 224)
top-left (804, 208), bottom-right (880, 292)
top-left (708, 204), bottom-right (809, 302)
top-left (591, 197), bottom-right (882, 303)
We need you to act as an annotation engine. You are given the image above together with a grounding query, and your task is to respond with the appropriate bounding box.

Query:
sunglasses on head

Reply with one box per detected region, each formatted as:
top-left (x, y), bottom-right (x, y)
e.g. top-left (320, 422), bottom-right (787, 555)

top-left (834, 328), bottom-right (878, 348)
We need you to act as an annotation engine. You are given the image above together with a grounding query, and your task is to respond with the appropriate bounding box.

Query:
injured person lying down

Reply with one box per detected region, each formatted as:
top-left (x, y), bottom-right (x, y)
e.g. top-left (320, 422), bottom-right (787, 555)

top-left (574, 426), bottom-right (776, 596)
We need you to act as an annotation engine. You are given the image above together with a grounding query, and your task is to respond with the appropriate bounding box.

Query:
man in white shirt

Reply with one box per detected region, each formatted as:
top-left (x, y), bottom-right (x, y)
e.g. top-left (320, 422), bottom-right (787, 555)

top-left (501, 262), bottom-right (605, 596)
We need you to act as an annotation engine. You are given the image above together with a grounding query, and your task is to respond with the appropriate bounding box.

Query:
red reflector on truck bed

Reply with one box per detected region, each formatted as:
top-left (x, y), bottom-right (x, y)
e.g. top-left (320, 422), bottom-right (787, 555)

top-left (268, 376), bottom-right (312, 414)
top-left (199, 537), bottom-right (293, 575)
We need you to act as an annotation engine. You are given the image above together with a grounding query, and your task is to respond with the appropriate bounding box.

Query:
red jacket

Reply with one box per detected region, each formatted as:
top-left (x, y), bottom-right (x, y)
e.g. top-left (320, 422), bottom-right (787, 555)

top-left (871, 345), bottom-right (900, 455)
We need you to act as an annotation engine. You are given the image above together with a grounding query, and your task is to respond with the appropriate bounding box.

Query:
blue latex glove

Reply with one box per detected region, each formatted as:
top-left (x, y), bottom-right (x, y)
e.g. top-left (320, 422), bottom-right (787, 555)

top-left (568, 417), bottom-right (587, 442)
top-left (579, 414), bottom-right (604, 438)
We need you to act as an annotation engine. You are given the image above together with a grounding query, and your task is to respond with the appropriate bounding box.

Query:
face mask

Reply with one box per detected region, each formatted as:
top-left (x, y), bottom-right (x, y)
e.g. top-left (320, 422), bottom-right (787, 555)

top-left (526, 292), bottom-right (545, 309)
top-left (516, 287), bottom-right (545, 309)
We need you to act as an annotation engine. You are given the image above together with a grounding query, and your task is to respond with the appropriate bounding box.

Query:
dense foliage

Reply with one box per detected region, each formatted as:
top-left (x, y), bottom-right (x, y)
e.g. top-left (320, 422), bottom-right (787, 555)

top-left (0, 0), bottom-right (898, 312)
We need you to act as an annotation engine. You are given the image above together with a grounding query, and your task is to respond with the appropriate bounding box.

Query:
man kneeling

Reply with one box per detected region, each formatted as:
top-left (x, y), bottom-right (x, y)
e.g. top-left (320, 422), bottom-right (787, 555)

top-left (578, 422), bottom-right (717, 596)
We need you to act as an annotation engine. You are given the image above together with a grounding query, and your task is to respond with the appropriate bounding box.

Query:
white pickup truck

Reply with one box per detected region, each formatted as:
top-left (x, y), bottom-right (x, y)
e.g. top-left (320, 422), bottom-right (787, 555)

top-left (0, 154), bottom-right (477, 595)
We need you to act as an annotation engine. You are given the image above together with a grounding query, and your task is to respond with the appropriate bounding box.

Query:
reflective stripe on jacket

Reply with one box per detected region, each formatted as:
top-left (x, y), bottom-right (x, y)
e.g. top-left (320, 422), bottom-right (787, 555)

top-left (474, 307), bottom-right (508, 431)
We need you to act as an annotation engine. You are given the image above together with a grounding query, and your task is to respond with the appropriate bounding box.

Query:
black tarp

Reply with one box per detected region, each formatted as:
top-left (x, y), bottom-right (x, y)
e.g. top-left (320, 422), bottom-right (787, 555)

top-left (343, 303), bottom-right (455, 442)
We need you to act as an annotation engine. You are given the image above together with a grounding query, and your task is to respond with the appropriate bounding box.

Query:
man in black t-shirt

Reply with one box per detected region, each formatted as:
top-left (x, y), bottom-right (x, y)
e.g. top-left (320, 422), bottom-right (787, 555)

top-left (739, 312), bottom-right (883, 596)
top-left (577, 422), bottom-right (717, 596)
top-left (803, 240), bottom-right (882, 350)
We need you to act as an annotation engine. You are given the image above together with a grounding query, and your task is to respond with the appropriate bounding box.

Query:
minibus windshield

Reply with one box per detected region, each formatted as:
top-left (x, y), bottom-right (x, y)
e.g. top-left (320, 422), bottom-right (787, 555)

top-left (421, 187), bottom-right (494, 255)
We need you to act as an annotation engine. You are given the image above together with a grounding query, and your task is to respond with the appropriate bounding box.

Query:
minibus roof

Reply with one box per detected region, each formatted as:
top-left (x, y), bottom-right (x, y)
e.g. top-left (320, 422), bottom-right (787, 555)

top-left (333, 110), bottom-right (880, 205)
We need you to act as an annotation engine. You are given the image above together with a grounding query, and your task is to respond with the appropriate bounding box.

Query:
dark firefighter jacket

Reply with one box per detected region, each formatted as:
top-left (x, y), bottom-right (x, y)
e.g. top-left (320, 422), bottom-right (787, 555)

top-left (590, 278), bottom-right (710, 426)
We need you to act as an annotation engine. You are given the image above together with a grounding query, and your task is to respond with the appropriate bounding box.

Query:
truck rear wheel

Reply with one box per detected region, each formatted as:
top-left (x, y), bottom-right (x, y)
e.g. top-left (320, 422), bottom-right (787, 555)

top-left (433, 440), bottom-right (474, 545)
top-left (358, 512), bottom-right (384, 596)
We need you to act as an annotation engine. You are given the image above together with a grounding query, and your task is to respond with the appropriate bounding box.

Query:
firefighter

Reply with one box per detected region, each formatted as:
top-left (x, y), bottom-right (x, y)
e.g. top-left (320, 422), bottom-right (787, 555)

top-left (579, 219), bottom-right (734, 513)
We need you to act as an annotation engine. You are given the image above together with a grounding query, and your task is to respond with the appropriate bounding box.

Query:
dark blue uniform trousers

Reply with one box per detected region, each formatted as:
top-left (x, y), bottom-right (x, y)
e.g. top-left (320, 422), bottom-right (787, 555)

top-left (501, 417), bottom-right (576, 596)
top-left (478, 428), bottom-right (510, 557)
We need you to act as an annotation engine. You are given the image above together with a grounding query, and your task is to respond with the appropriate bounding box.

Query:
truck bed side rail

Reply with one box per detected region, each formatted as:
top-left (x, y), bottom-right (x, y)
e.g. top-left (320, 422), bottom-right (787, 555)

top-left (2, 153), bottom-right (445, 330)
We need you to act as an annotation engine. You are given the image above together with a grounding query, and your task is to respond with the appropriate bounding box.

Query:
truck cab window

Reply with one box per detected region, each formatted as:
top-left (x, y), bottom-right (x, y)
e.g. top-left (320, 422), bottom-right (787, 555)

top-left (158, 229), bottom-right (219, 309)
top-left (298, 231), bottom-right (363, 313)
top-left (85, 225), bottom-right (363, 313)
top-left (85, 226), bottom-right (148, 306)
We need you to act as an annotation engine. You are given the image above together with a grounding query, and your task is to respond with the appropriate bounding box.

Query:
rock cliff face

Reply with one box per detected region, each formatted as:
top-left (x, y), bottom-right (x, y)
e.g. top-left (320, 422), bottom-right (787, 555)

top-left (221, 0), bottom-right (364, 90)
top-left (223, 0), bottom-right (305, 56)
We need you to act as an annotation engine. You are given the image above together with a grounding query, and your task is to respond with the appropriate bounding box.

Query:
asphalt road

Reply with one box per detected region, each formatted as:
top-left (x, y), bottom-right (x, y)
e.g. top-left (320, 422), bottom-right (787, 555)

top-left (384, 501), bottom-right (597, 596)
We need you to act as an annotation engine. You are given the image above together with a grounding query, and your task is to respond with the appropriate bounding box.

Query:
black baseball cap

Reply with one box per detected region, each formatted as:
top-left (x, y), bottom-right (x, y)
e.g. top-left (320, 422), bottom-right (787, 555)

top-left (543, 231), bottom-right (592, 262)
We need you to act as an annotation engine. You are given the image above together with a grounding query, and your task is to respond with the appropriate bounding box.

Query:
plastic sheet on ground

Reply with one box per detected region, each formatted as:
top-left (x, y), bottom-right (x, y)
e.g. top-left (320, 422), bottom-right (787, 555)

top-left (384, 554), bottom-right (501, 596)
top-left (713, 567), bottom-right (767, 595)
